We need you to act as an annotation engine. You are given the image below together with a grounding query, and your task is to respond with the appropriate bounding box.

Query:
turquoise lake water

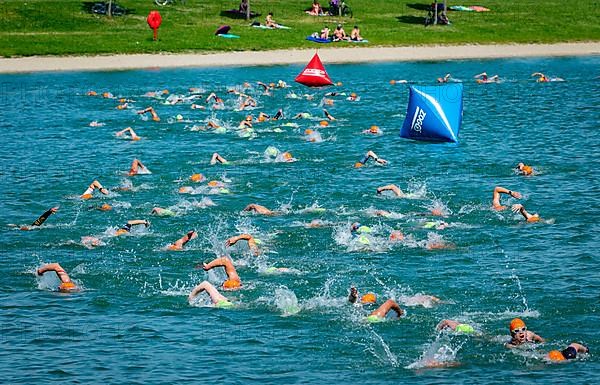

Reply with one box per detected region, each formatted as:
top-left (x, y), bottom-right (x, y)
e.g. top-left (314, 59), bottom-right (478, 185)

top-left (1, 56), bottom-right (599, 383)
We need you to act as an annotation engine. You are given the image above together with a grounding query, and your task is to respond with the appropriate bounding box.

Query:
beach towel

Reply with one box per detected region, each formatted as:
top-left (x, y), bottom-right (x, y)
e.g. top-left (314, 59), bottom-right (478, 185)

top-left (306, 36), bottom-right (331, 43)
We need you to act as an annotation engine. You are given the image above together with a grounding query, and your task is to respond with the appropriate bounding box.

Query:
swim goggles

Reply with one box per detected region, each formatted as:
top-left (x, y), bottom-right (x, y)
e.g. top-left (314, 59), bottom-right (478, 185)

top-left (511, 327), bottom-right (527, 334)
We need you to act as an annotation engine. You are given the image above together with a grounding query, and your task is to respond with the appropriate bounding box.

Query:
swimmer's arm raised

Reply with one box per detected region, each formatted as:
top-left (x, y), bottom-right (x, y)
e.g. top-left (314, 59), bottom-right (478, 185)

top-left (31, 206), bottom-right (59, 226)
top-left (376, 185), bottom-right (403, 196)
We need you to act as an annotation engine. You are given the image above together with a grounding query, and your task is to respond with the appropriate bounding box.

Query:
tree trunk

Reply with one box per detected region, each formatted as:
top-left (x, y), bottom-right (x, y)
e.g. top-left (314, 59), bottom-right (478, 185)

top-left (246, 0), bottom-right (250, 21)
top-left (433, 0), bottom-right (438, 25)
top-left (108, 0), bottom-right (113, 18)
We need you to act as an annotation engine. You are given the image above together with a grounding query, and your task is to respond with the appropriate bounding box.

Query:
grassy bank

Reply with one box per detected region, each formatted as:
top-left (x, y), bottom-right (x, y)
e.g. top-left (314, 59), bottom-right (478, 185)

top-left (1, 0), bottom-right (598, 57)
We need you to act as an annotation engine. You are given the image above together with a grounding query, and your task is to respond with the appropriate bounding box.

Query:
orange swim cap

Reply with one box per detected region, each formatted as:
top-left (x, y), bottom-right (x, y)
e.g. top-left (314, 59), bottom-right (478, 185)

top-left (179, 186), bottom-right (193, 193)
top-left (361, 293), bottom-right (377, 304)
top-left (336, 82), bottom-right (343, 86)
top-left (283, 152), bottom-right (293, 161)
top-left (354, 162), bottom-right (364, 168)
top-left (59, 282), bottom-right (76, 291)
top-left (100, 203), bottom-right (112, 211)
top-left (162, 89), bottom-right (169, 94)
top-left (269, 82), bottom-right (275, 88)
top-left (548, 350), bottom-right (565, 361)
top-left (389, 80), bottom-right (396, 85)
top-left (152, 117), bottom-right (160, 122)
top-left (223, 279), bottom-right (241, 290)
top-left (523, 165), bottom-right (533, 175)
top-left (320, 121), bottom-right (329, 127)
top-left (305, 129), bottom-right (314, 135)
top-left (351, 93), bottom-right (357, 97)
top-left (527, 216), bottom-right (540, 223)
top-left (119, 98), bottom-right (126, 103)
top-left (167, 244), bottom-right (181, 251)
top-left (87, 91), bottom-right (97, 96)
top-left (246, 115), bottom-right (253, 121)
top-left (81, 193), bottom-right (93, 200)
top-left (115, 228), bottom-right (128, 236)
top-left (258, 115), bottom-right (267, 122)
top-left (207, 180), bottom-right (221, 187)
top-left (102, 92), bottom-right (110, 98)
top-left (370, 125), bottom-right (379, 133)
top-left (510, 318), bottom-right (526, 332)
top-left (190, 173), bottom-right (205, 183)
top-left (325, 99), bottom-right (334, 106)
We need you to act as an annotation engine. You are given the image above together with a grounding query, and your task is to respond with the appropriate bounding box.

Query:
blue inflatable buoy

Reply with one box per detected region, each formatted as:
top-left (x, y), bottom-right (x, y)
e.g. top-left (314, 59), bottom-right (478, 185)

top-left (400, 83), bottom-right (463, 143)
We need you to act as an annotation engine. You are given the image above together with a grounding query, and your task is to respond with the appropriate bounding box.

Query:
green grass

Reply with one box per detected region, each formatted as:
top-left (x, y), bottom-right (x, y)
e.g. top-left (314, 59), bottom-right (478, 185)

top-left (0, 0), bottom-right (598, 57)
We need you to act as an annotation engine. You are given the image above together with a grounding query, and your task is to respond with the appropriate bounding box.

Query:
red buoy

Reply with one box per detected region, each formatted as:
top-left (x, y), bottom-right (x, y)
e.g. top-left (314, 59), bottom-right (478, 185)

top-left (295, 53), bottom-right (333, 87)
top-left (147, 11), bottom-right (162, 41)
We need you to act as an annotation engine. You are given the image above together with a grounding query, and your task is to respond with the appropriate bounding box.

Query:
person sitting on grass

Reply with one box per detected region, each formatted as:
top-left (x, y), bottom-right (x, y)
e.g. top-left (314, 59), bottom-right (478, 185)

top-left (332, 24), bottom-right (348, 41)
top-left (306, 0), bottom-right (324, 15)
top-left (266, 12), bottom-right (278, 28)
top-left (350, 25), bottom-right (363, 41)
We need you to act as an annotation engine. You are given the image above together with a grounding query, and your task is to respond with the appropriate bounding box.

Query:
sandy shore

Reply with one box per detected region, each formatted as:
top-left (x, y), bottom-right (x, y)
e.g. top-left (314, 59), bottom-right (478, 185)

top-left (0, 42), bottom-right (598, 73)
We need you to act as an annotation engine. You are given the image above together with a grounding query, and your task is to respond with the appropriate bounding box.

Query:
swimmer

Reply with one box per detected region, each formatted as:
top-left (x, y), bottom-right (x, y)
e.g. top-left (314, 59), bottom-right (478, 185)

top-left (505, 318), bottom-right (545, 348)
top-left (206, 92), bottom-right (223, 104)
top-left (242, 203), bottom-right (276, 215)
top-left (492, 186), bottom-right (521, 210)
top-left (366, 299), bottom-right (404, 323)
top-left (239, 96), bottom-right (257, 110)
top-left (515, 162), bottom-right (534, 176)
top-left (137, 107), bottom-right (160, 121)
top-left (168, 230), bottom-right (198, 250)
top-left (20, 206), bottom-right (59, 230)
top-left (306, 219), bottom-right (327, 228)
top-left (115, 219), bottom-right (149, 236)
top-left (87, 90), bottom-right (97, 96)
top-left (95, 203), bottom-right (112, 211)
top-left (239, 115), bottom-right (253, 129)
top-left (436, 319), bottom-right (475, 334)
top-left (257, 81), bottom-right (272, 95)
top-left (389, 230), bottom-right (405, 242)
top-left (115, 127), bottom-right (141, 141)
top-left (188, 281), bottom-right (234, 308)
top-left (89, 121), bottom-right (105, 127)
top-left (547, 343), bottom-right (589, 362)
top-left (323, 109), bottom-right (335, 121)
top-left (151, 207), bottom-right (176, 217)
top-left (189, 173), bottom-right (205, 183)
top-left (272, 108), bottom-right (284, 120)
top-left (201, 256), bottom-right (242, 291)
top-left (348, 287), bottom-right (377, 305)
top-left (362, 125), bottom-right (381, 135)
top-left (400, 294), bottom-right (441, 307)
top-left (37, 263), bottom-right (78, 292)
top-left (293, 112), bottom-right (312, 119)
top-left (276, 151), bottom-right (296, 163)
top-left (373, 209), bottom-right (392, 217)
top-left (376, 184), bottom-right (404, 197)
top-left (304, 129), bottom-right (323, 143)
top-left (511, 204), bottom-right (541, 223)
top-left (225, 233), bottom-right (260, 256)
top-left (347, 92), bottom-right (359, 101)
top-left (81, 180), bottom-right (109, 199)
top-left (437, 73), bottom-right (451, 83)
top-left (474, 72), bottom-right (499, 83)
top-left (355, 150), bottom-right (387, 168)
top-left (210, 153), bottom-right (229, 165)
top-left (128, 158), bottom-right (151, 176)
top-left (81, 236), bottom-right (103, 249)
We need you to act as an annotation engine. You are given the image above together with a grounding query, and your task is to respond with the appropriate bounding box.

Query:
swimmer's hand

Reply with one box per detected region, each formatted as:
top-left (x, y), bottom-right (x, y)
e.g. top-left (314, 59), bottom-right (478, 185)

top-left (50, 207), bottom-right (59, 213)
top-left (508, 190), bottom-right (521, 199)
top-left (376, 158), bottom-right (388, 165)
top-left (511, 204), bottom-right (523, 213)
